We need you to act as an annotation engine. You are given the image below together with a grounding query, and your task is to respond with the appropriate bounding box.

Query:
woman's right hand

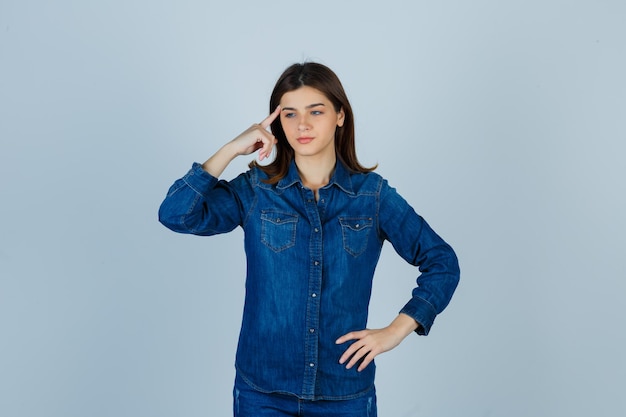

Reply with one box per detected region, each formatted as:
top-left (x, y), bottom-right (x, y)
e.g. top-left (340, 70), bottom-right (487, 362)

top-left (229, 105), bottom-right (281, 161)
top-left (201, 106), bottom-right (281, 177)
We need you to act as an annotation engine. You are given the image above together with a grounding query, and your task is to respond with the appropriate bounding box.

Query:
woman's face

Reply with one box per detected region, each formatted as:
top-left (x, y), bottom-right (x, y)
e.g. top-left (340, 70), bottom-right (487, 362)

top-left (279, 86), bottom-right (345, 161)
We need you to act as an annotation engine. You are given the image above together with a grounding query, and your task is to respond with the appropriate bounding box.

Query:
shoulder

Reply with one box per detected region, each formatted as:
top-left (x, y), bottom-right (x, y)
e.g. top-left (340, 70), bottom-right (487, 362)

top-left (231, 166), bottom-right (281, 196)
top-left (347, 170), bottom-right (386, 195)
top-left (228, 166), bottom-right (262, 186)
top-left (348, 170), bottom-right (416, 213)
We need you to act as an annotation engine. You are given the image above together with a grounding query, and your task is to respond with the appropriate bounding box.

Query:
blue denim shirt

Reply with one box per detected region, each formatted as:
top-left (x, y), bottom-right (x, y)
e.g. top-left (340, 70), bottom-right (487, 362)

top-left (158, 160), bottom-right (459, 400)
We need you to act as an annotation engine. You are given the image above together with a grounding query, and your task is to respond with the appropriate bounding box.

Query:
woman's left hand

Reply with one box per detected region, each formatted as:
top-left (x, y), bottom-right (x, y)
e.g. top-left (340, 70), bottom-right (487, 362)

top-left (335, 314), bottom-right (419, 372)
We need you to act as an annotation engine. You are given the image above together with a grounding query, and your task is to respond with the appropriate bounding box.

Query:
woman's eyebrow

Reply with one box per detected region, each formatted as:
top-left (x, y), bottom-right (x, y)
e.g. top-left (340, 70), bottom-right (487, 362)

top-left (281, 103), bottom-right (326, 111)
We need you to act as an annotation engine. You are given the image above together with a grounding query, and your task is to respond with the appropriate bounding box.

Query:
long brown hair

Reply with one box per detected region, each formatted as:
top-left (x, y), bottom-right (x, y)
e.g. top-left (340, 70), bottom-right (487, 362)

top-left (250, 62), bottom-right (376, 183)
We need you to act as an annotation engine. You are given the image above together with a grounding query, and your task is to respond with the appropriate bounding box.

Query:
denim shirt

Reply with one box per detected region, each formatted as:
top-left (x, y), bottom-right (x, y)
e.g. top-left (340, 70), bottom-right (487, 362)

top-left (158, 160), bottom-right (459, 400)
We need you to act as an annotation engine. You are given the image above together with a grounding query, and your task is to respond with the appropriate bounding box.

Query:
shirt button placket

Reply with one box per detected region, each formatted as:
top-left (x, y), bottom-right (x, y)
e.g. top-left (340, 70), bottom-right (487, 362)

top-left (302, 187), bottom-right (322, 396)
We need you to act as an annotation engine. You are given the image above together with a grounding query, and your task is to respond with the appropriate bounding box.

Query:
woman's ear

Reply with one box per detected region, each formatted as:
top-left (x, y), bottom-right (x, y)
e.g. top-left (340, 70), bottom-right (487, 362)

top-left (337, 108), bottom-right (345, 127)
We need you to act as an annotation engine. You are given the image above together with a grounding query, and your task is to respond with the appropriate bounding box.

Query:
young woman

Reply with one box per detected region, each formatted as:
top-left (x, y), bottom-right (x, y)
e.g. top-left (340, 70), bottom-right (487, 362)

top-left (158, 62), bottom-right (460, 417)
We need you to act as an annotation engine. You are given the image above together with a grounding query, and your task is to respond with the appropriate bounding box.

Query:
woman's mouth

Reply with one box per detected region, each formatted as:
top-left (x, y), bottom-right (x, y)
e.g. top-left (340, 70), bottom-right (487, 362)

top-left (297, 136), bottom-right (314, 144)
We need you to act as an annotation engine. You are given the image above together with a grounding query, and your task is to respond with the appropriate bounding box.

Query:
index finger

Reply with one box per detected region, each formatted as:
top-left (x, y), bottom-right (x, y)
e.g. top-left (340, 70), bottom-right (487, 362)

top-left (335, 330), bottom-right (363, 344)
top-left (260, 105), bottom-right (281, 129)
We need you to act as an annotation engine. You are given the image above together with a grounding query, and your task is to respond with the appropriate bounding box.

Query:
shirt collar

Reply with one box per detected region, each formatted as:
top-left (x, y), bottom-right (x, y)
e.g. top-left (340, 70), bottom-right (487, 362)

top-left (277, 159), bottom-right (355, 195)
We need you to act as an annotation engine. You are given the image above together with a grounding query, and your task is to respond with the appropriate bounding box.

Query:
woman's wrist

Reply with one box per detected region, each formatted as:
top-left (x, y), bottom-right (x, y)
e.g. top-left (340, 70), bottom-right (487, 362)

top-left (201, 142), bottom-right (239, 177)
top-left (389, 313), bottom-right (420, 338)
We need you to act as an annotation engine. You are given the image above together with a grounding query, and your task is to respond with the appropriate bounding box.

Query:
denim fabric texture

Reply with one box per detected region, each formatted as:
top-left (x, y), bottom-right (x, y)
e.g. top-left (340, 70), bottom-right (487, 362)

top-left (233, 373), bottom-right (377, 417)
top-left (159, 160), bottom-right (460, 400)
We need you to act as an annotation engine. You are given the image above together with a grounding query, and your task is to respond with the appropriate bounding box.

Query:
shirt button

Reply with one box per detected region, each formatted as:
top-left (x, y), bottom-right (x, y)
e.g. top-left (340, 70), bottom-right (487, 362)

top-left (309, 328), bottom-right (315, 333)
top-left (311, 293), bottom-right (317, 298)
top-left (314, 261), bottom-right (319, 266)
top-left (314, 228), bottom-right (319, 232)
top-left (309, 363), bottom-right (315, 367)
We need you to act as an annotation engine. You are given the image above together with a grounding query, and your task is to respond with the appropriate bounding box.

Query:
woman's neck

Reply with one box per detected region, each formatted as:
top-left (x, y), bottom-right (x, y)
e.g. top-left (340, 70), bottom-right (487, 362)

top-left (295, 153), bottom-right (336, 194)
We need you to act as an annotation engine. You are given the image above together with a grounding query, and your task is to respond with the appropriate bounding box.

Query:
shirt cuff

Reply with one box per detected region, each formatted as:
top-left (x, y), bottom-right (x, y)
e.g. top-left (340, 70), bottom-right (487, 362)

top-left (183, 162), bottom-right (220, 197)
top-left (399, 297), bottom-right (437, 336)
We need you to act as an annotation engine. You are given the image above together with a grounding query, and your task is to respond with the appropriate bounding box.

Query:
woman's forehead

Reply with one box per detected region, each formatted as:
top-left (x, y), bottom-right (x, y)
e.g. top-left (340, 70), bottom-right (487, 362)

top-left (280, 86), bottom-right (330, 107)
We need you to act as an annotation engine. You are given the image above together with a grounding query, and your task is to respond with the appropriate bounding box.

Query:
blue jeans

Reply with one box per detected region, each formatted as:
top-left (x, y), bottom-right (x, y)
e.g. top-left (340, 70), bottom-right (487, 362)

top-left (233, 374), bottom-right (377, 417)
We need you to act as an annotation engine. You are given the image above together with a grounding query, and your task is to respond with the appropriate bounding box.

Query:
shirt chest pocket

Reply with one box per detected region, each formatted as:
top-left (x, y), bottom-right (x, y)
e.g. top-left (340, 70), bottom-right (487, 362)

top-left (339, 216), bottom-right (373, 257)
top-left (260, 211), bottom-right (298, 252)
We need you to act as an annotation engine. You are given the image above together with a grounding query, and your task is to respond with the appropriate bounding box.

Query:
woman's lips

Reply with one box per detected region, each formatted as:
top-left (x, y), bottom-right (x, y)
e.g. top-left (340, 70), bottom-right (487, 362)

top-left (297, 136), bottom-right (314, 144)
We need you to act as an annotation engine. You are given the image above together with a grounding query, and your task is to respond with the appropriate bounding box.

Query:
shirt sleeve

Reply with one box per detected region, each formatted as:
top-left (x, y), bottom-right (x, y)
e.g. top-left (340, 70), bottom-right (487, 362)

top-left (378, 179), bottom-right (460, 335)
top-left (158, 162), bottom-right (251, 236)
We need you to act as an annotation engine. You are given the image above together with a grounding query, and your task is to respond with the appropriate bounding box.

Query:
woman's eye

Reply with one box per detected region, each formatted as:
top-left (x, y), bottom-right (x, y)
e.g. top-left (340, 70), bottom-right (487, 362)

top-left (284, 113), bottom-right (296, 118)
top-left (311, 110), bottom-right (323, 115)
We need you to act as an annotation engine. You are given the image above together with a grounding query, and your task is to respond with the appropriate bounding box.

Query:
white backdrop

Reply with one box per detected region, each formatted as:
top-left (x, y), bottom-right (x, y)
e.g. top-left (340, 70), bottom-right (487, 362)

top-left (1, 1), bottom-right (625, 416)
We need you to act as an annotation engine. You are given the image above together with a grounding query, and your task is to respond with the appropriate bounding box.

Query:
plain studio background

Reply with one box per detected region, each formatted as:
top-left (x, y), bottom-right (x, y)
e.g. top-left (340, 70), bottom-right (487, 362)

top-left (1, 1), bottom-right (625, 416)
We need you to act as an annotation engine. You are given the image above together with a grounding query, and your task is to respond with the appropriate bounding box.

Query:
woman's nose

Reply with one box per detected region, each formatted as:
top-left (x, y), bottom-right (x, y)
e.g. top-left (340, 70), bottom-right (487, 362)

top-left (298, 117), bottom-right (311, 131)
